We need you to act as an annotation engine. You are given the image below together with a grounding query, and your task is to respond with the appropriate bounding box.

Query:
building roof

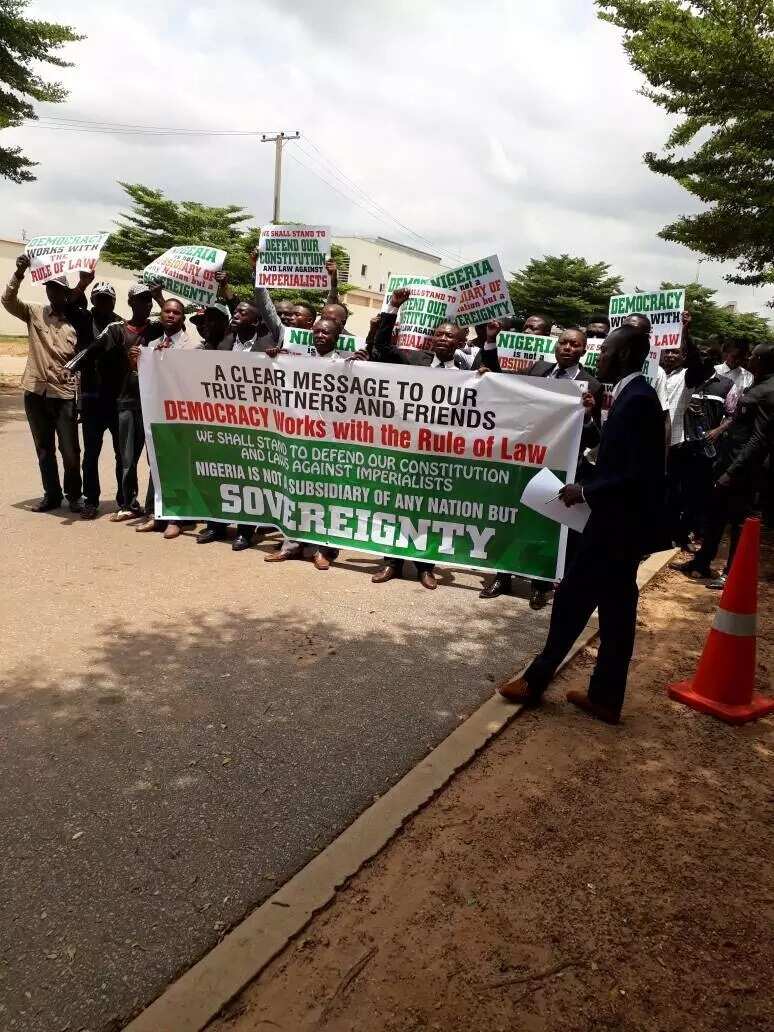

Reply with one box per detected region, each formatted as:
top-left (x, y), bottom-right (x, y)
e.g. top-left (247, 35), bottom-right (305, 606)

top-left (334, 235), bottom-right (443, 264)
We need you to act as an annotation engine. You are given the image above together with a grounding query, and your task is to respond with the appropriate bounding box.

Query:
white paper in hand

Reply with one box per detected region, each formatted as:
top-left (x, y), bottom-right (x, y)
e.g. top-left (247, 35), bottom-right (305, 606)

top-left (521, 467), bottom-right (591, 534)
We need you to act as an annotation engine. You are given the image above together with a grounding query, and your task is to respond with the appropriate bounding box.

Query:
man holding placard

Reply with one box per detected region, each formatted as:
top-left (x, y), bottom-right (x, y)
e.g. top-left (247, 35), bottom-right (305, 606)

top-left (2, 254), bottom-right (91, 512)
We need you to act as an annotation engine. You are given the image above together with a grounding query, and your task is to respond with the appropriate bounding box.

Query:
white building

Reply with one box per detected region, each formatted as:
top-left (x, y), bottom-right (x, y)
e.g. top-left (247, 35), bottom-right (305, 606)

top-left (333, 236), bottom-right (447, 335)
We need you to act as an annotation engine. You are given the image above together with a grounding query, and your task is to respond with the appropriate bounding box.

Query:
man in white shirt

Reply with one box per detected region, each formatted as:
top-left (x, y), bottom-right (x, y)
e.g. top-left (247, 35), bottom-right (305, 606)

top-left (716, 340), bottom-right (753, 411)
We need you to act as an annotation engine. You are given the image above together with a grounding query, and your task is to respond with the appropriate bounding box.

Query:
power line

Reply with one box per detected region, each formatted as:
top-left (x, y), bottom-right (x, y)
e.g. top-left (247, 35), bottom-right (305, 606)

top-left (26, 121), bottom-right (269, 136)
top-left (298, 137), bottom-right (462, 263)
top-left (19, 113), bottom-right (461, 262)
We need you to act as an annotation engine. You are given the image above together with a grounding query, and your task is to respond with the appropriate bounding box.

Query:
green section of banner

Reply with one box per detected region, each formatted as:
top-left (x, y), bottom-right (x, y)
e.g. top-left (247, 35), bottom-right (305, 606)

top-left (151, 423), bottom-right (564, 579)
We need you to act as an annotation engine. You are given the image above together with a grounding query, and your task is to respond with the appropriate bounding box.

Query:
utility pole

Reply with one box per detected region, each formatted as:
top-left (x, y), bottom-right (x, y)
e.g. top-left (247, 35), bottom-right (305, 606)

top-left (261, 131), bottom-right (300, 223)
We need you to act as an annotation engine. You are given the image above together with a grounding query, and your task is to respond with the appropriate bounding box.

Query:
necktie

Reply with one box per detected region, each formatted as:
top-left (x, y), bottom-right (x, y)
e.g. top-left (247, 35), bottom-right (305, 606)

top-left (555, 367), bottom-right (566, 379)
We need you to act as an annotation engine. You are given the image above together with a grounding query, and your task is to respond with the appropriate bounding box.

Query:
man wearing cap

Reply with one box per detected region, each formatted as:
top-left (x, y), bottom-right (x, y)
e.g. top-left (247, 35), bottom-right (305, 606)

top-left (2, 254), bottom-right (91, 512)
top-left (79, 281), bottom-right (124, 519)
top-left (191, 300), bottom-right (231, 349)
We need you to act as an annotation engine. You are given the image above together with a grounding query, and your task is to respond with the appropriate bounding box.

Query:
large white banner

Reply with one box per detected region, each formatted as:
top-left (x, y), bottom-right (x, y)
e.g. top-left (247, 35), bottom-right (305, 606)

top-left (139, 351), bottom-right (585, 580)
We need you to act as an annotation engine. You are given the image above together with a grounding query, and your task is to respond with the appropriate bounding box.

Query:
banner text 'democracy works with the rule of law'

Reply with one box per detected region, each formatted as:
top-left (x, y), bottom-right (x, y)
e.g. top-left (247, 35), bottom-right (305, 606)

top-left (140, 351), bottom-right (585, 580)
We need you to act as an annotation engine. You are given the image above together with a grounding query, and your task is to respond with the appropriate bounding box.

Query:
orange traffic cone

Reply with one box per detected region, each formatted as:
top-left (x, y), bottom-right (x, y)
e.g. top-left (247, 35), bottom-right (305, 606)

top-left (668, 517), bottom-right (774, 725)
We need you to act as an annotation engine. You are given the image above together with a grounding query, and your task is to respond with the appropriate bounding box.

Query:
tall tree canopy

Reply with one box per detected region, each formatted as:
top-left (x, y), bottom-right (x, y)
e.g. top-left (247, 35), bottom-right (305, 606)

top-left (104, 182), bottom-right (350, 304)
top-left (509, 255), bottom-right (623, 327)
top-left (0, 0), bottom-right (83, 183)
top-left (664, 281), bottom-right (773, 345)
top-left (598, 1), bottom-right (774, 297)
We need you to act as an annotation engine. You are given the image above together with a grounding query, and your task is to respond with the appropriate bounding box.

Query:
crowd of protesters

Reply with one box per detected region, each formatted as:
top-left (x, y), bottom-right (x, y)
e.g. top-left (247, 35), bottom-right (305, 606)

top-left (4, 247), bottom-right (774, 721)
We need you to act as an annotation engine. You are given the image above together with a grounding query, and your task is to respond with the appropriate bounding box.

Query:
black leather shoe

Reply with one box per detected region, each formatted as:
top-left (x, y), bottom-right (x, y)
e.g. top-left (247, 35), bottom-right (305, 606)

top-left (232, 534), bottom-right (253, 552)
top-left (68, 499), bottom-right (83, 513)
top-left (529, 586), bottom-right (551, 610)
top-left (479, 573), bottom-right (512, 599)
top-left (196, 527), bottom-right (222, 544)
top-left (32, 496), bottom-right (62, 513)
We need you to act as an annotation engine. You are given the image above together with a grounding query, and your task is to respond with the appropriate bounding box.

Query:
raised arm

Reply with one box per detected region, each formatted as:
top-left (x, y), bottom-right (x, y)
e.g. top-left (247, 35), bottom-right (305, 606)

top-left (371, 288), bottom-right (410, 364)
top-left (215, 271), bottom-right (238, 314)
top-left (476, 319), bottom-right (503, 373)
top-left (250, 248), bottom-right (283, 344)
top-left (2, 254), bottom-right (31, 324)
top-left (325, 258), bottom-right (339, 304)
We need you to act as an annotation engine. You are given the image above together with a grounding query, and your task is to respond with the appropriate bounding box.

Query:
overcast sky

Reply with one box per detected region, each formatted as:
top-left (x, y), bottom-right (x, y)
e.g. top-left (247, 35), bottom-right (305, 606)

top-left (1, 0), bottom-right (770, 316)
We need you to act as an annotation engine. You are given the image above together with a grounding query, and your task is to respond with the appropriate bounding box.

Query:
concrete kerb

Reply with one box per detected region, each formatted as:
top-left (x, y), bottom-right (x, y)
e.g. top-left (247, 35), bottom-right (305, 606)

top-left (124, 547), bottom-right (678, 1032)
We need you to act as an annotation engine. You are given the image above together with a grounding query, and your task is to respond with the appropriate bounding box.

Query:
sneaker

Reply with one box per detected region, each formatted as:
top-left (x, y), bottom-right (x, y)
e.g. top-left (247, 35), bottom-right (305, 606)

top-left (110, 509), bottom-right (135, 522)
top-left (80, 503), bottom-right (99, 520)
top-left (707, 574), bottom-right (727, 590)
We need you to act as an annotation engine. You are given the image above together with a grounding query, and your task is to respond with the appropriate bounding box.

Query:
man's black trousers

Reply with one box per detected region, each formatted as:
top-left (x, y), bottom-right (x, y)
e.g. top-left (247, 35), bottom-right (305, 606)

top-left (24, 391), bottom-right (81, 503)
top-left (81, 396), bottom-right (122, 508)
top-left (525, 538), bottom-right (640, 714)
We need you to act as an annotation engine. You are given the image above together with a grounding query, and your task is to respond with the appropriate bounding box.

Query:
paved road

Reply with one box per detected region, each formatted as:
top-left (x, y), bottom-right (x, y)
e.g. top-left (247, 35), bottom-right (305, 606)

top-left (0, 391), bottom-right (550, 1032)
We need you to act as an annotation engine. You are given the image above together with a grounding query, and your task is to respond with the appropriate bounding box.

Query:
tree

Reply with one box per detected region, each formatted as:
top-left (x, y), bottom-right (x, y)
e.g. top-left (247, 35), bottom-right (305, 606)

top-left (508, 255), bottom-right (623, 327)
top-left (661, 281), bottom-right (773, 344)
top-left (104, 182), bottom-right (350, 305)
top-left (598, 1), bottom-right (774, 297)
top-left (0, 0), bottom-right (83, 183)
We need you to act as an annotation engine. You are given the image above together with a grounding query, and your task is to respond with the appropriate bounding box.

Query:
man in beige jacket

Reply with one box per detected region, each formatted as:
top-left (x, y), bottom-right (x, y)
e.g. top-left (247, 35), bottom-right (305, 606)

top-left (2, 254), bottom-right (90, 512)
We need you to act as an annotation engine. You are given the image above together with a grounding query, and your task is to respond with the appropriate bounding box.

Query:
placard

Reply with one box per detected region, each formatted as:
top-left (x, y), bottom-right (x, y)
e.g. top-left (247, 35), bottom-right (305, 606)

top-left (25, 233), bottom-right (109, 284)
top-left (143, 246), bottom-right (226, 306)
top-left (257, 225), bottom-right (330, 289)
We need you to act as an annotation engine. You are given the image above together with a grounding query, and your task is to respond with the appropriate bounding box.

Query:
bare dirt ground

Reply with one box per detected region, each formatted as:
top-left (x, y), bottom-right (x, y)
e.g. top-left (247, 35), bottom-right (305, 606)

top-left (211, 542), bottom-right (774, 1032)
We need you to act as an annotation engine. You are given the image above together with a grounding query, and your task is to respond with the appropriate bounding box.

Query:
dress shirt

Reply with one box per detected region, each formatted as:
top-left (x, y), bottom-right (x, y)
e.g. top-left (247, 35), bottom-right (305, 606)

top-left (550, 362), bottom-right (580, 380)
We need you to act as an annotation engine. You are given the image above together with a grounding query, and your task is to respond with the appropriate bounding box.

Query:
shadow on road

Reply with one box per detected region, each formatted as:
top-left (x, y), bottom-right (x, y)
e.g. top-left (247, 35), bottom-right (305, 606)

top-left (0, 602), bottom-right (535, 1032)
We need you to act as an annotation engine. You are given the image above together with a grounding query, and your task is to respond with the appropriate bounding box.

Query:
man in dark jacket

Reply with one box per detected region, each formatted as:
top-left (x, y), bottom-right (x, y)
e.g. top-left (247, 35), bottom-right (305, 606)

top-left (666, 341), bottom-right (733, 550)
top-left (196, 299), bottom-right (267, 551)
top-left (79, 281), bottom-right (124, 518)
top-left (675, 341), bottom-right (774, 589)
top-left (479, 323), bottom-right (603, 606)
top-left (367, 287), bottom-right (469, 588)
top-left (76, 283), bottom-right (164, 521)
top-left (498, 324), bottom-right (668, 724)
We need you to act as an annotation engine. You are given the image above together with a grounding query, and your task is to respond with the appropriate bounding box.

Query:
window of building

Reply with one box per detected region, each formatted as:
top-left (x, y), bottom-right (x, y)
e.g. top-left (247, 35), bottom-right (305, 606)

top-left (378, 282), bottom-right (385, 293)
top-left (360, 263), bottom-right (367, 276)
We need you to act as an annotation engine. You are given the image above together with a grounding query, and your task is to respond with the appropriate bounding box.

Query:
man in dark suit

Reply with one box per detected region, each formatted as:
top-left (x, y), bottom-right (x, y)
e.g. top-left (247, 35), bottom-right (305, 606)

top-left (367, 287), bottom-right (471, 589)
top-left (479, 325), bottom-right (603, 605)
top-left (498, 324), bottom-right (667, 724)
top-left (195, 299), bottom-right (268, 552)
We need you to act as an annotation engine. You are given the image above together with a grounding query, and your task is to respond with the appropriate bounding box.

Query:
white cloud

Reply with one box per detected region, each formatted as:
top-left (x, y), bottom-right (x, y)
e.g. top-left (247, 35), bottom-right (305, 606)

top-left (0, 0), bottom-right (769, 316)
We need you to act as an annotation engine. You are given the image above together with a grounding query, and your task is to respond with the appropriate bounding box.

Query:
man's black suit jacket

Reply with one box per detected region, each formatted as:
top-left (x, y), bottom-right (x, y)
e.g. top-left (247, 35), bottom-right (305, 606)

top-left (583, 374), bottom-right (669, 559)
